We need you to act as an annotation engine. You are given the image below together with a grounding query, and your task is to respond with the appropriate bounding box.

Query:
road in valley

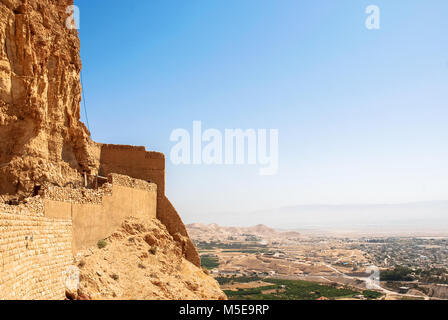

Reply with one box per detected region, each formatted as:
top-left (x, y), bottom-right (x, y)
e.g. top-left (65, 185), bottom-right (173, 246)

top-left (321, 263), bottom-right (430, 300)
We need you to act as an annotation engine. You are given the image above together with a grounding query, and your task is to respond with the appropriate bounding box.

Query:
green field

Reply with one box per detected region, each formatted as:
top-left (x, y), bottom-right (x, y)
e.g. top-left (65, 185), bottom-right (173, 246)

top-left (216, 276), bottom-right (263, 285)
top-left (200, 256), bottom-right (220, 270)
top-left (222, 277), bottom-right (383, 300)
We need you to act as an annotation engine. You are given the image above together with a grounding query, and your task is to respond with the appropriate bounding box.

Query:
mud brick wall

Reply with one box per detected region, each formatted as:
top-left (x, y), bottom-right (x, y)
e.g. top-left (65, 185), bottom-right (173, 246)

top-left (0, 213), bottom-right (72, 300)
top-left (98, 144), bottom-right (201, 267)
top-left (44, 182), bottom-right (157, 253)
top-left (99, 145), bottom-right (165, 198)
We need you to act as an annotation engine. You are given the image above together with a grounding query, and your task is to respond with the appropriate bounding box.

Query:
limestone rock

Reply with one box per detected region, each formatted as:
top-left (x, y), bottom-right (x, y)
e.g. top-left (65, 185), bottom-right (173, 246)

top-left (76, 218), bottom-right (227, 300)
top-left (0, 0), bottom-right (98, 196)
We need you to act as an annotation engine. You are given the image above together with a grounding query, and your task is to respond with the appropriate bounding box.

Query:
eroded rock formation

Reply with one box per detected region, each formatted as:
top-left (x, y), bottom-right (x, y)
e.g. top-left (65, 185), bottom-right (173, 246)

top-left (0, 0), bottom-right (97, 195)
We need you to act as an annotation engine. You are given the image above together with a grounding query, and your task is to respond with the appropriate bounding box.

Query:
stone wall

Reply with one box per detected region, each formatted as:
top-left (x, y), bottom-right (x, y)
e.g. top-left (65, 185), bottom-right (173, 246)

top-left (0, 177), bottom-right (157, 299)
top-left (0, 212), bottom-right (73, 300)
top-left (43, 177), bottom-right (157, 253)
top-left (0, 196), bottom-right (44, 216)
top-left (99, 145), bottom-right (165, 197)
top-left (97, 144), bottom-right (201, 267)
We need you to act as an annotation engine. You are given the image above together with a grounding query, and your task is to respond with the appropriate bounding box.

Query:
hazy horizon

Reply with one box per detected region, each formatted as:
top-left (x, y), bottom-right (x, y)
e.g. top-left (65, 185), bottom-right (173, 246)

top-left (185, 200), bottom-right (448, 235)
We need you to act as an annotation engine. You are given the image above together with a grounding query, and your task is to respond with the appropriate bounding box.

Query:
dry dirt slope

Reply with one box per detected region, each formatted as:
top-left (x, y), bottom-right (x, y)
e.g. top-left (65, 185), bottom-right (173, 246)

top-left (75, 217), bottom-right (226, 300)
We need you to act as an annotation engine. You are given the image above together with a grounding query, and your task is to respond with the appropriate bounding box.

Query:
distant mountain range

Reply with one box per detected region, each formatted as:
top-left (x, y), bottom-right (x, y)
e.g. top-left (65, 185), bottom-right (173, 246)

top-left (188, 223), bottom-right (276, 235)
top-left (189, 201), bottom-right (448, 235)
top-left (186, 223), bottom-right (301, 242)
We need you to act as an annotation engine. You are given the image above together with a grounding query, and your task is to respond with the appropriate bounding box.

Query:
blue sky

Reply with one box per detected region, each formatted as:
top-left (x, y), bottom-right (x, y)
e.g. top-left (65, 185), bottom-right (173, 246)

top-left (75, 0), bottom-right (448, 224)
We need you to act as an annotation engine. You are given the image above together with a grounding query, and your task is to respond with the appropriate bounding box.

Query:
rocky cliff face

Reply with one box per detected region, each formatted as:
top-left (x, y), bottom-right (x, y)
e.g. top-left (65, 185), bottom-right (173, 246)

top-left (0, 0), bottom-right (97, 196)
top-left (75, 218), bottom-right (226, 300)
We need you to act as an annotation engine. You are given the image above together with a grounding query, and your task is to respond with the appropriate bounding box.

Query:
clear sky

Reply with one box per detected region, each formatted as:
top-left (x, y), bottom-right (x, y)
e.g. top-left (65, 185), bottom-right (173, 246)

top-left (75, 0), bottom-right (448, 225)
